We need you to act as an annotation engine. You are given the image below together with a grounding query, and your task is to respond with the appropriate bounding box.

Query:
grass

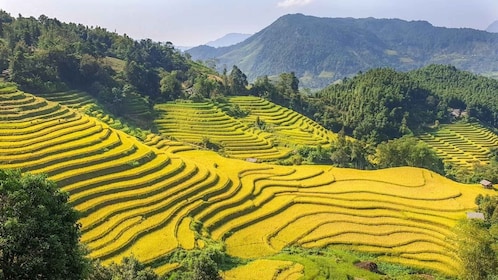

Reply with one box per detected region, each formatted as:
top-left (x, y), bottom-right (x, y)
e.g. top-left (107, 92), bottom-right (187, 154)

top-left (268, 248), bottom-right (384, 280)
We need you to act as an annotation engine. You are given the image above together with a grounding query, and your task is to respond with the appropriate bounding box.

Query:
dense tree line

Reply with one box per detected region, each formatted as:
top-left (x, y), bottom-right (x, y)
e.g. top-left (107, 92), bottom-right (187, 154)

top-left (0, 11), bottom-right (196, 124)
top-left (314, 68), bottom-right (441, 143)
top-left (410, 65), bottom-right (498, 128)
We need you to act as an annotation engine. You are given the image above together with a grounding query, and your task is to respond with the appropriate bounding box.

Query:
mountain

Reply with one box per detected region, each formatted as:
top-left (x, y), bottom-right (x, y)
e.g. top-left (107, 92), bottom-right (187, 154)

top-left (187, 14), bottom-right (498, 89)
top-left (487, 20), bottom-right (498, 33)
top-left (205, 33), bottom-right (252, 47)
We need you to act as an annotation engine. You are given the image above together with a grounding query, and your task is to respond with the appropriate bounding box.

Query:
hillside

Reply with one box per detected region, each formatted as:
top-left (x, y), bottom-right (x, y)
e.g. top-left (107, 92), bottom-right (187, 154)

top-left (1, 84), bottom-right (495, 278)
top-left (188, 14), bottom-right (498, 88)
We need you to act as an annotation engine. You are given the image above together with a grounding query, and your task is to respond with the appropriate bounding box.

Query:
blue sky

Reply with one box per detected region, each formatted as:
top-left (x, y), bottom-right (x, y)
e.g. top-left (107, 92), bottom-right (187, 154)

top-left (0, 0), bottom-right (496, 46)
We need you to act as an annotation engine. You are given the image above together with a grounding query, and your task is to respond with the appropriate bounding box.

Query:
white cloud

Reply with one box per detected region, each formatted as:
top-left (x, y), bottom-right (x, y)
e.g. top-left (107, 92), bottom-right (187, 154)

top-left (277, 0), bottom-right (313, 8)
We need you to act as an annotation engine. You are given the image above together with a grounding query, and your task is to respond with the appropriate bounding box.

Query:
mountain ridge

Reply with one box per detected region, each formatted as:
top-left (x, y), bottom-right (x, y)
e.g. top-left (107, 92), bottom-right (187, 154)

top-left (188, 14), bottom-right (498, 89)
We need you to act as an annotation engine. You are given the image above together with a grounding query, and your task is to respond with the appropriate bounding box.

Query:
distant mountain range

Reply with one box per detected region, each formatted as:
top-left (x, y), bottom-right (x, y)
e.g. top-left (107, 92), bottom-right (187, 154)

top-left (175, 33), bottom-right (251, 51)
top-left (188, 14), bottom-right (498, 89)
top-left (205, 33), bottom-right (252, 48)
top-left (487, 20), bottom-right (498, 33)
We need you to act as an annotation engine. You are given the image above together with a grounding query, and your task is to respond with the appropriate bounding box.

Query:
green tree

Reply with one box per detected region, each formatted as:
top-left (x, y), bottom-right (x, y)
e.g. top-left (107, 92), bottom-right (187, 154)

top-left (228, 65), bottom-right (247, 95)
top-left (329, 132), bottom-right (372, 169)
top-left (160, 70), bottom-right (181, 100)
top-left (0, 41), bottom-right (9, 70)
top-left (276, 72), bottom-right (300, 109)
top-left (251, 75), bottom-right (278, 100)
top-left (452, 195), bottom-right (498, 280)
top-left (166, 244), bottom-right (226, 280)
top-left (452, 219), bottom-right (498, 280)
top-left (374, 136), bottom-right (444, 173)
top-left (88, 257), bottom-right (158, 280)
top-left (189, 254), bottom-right (222, 280)
top-left (0, 169), bottom-right (87, 280)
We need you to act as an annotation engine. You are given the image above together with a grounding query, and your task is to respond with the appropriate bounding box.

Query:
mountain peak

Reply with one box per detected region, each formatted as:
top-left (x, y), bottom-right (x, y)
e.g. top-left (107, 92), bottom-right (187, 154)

top-left (487, 20), bottom-right (498, 33)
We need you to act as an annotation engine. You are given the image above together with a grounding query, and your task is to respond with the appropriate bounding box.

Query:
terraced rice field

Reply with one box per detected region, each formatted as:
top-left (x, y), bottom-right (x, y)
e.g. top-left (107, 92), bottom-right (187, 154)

top-left (1, 86), bottom-right (494, 277)
top-left (184, 151), bottom-right (490, 275)
top-left (154, 97), bottom-right (336, 161)
top-left (418, 122), bottom-right (498, 169)
top-left (36, 90), bottom-right (152, 137)
top-left (154, 101), bottom-right (292, 160)
top-left (226, 96), bottom-right (336, 147)
top-left (0, 88), bottom-right (217, 273)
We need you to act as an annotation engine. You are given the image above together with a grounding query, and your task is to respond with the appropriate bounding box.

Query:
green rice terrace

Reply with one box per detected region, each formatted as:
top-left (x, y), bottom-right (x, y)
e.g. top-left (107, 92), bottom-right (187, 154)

top-left (0, 84), bottom-right (496, 278)
top-left (154, 96), bottom-right (336, 161)
top-left (36, 90), bottom-right (153, 136)
top-left (418, 122), bottom-right (498, 170)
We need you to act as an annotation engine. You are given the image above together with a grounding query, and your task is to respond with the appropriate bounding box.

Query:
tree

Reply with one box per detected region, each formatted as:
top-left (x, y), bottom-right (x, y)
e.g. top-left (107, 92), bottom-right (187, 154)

top-left (88, 257), bottom-right (158, 280)
top-left (251, 75), bottom-right (278, 100)
top-left (452, 220), bottom-right (498, 280)
top-left (160, 70), bottom-right (181, 100)
top-left (276, 72), bottom-right (301, 109)
top-left (277, 72), bottom-right (299, 94)
top-left (189, 254), bottom-right (222, 280)
top-left (0, 169), bottom-right (87, 280)
top-left (166, 246), bottom-right (225, 280)
top-left (451, 196), bottom-right (498, 280)
top-left (0, 41), bottom-right (9, 70)
top-left (374, 136), bottom-right (444, 173)
top-left (329, 132), bottom-right (372, 169)
top-left (228, 65), bottom-right (247, 95)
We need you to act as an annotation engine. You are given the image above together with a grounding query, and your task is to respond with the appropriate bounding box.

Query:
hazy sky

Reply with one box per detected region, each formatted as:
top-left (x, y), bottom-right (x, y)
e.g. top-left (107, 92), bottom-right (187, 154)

top-left (0, 0), bottom-right (496, 46)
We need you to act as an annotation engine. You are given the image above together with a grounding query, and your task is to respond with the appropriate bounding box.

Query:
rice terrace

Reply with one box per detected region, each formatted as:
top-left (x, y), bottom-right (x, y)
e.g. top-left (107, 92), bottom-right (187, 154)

top-left (0, 7), bottom-right (498, 280)
top-left (1, 82), bottom-right (497, 279)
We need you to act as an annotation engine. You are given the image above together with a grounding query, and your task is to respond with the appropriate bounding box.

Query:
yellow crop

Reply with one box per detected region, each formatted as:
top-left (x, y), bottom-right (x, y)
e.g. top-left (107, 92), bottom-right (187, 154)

top-left (223, 259), bottom-right (303, 280)
top-left (2, 87), bottom-right (495, 276)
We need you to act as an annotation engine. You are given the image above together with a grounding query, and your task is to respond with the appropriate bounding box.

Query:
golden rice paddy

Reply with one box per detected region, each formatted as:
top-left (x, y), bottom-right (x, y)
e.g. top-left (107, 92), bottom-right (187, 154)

top-left (0, 86), bottom-right (495, 277)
